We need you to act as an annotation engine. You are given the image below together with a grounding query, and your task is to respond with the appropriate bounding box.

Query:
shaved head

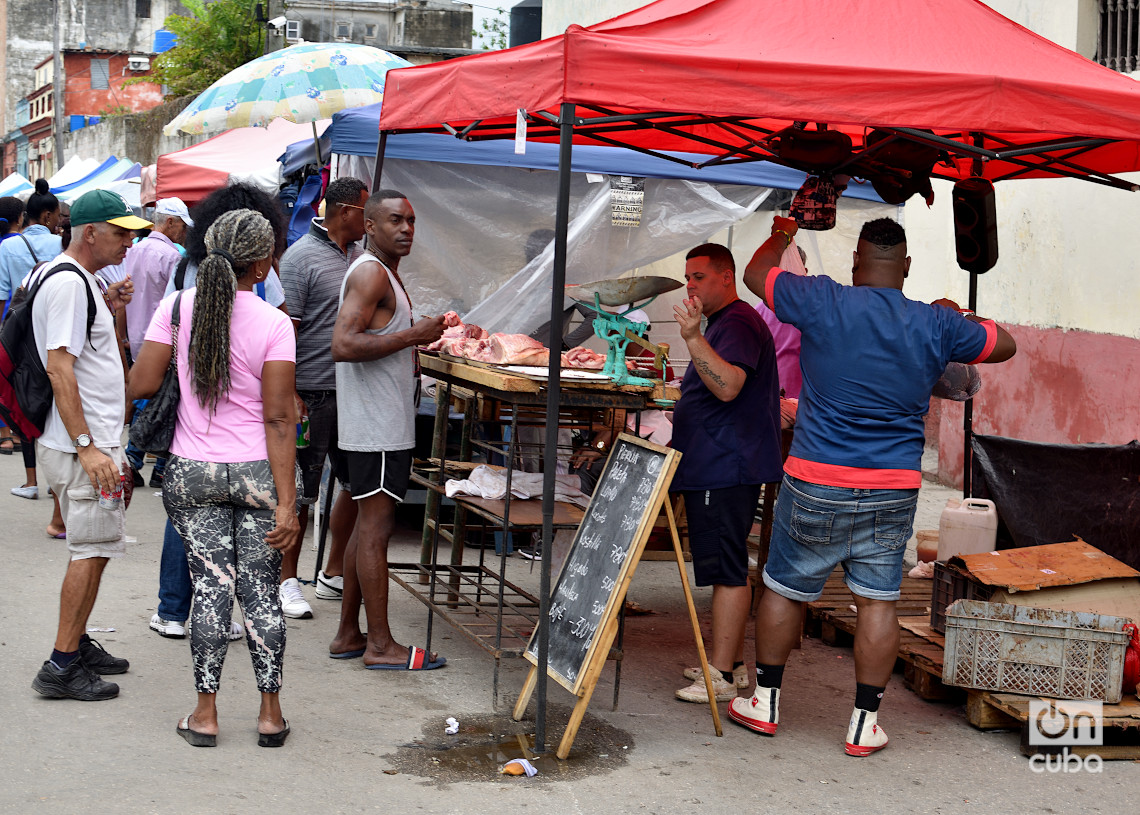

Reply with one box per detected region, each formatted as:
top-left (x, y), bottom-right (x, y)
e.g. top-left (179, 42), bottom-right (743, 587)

top-left (853, 218), bottom-right (910, 289)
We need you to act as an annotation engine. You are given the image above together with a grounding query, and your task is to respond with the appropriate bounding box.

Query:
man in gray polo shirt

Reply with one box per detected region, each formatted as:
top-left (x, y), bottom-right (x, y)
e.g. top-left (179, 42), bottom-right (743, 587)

top-left (278, 177), bottom-right (368, 618)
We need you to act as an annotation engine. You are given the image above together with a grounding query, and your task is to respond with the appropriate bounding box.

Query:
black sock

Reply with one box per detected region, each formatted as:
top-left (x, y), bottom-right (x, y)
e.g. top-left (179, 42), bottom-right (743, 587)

top-left (755, 663), bottom-right (784, 689)
top-left (732, 661), bottom-right (744, 670)
top-left (855, 683), bottom-right (885, 712)
top-left (50, 649), bottom-right (79, 669)
top-left (719, 669), bottom-right (734, 684)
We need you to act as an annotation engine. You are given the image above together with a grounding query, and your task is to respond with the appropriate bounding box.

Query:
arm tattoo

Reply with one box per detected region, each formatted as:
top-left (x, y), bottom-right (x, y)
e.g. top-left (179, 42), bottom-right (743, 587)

top-left (694, 356), bottom-right (726, 389)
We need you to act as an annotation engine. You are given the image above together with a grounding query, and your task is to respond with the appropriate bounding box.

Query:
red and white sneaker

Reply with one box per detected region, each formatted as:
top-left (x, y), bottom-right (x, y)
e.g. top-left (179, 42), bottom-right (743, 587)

top-left (727, 687), bottom-right (779, 735)
top-left (844, 708), bottom-right (888, 756)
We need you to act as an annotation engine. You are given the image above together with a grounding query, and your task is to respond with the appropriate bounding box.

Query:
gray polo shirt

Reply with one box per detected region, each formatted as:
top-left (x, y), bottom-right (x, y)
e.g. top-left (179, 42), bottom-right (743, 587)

top-left (279, 219), bottom-right (362, 390)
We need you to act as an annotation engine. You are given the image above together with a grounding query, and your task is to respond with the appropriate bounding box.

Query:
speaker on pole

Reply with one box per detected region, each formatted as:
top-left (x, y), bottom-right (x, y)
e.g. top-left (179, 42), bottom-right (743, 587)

top-left (952, 178), bottom-right (998, 274)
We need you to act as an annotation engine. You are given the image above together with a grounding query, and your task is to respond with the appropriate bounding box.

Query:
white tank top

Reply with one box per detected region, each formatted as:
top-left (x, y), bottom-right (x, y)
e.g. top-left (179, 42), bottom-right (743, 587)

top-left (335, 253), bottom-right (416, 451)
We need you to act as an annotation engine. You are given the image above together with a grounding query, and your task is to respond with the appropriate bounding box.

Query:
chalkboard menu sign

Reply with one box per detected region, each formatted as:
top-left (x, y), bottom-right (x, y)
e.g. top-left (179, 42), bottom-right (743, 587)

top-left (524, 433), bottom-right (680, 694)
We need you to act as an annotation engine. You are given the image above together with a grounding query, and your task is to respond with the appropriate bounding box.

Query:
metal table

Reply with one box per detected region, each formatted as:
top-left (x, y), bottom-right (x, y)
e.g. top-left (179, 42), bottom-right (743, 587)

top-left (391, 353), bottom-right (676, 705)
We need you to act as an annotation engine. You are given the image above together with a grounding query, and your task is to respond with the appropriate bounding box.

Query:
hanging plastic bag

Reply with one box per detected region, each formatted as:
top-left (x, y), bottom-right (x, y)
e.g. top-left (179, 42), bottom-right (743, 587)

top-left (789, 175), bottom-right (839, 231)
top-left (931, 362), bottom-right (982, 401)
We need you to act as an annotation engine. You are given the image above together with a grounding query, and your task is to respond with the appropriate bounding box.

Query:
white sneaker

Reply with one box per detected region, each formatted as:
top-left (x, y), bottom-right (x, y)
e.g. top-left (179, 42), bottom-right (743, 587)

top-left (10, 485), bottom-right (38, 500)
top-left (229, 620), bottom-right (245, 641)
top-left (675, 672), bottom-right (737, 703)
top-left (149, 614), bottom-right (187, 639)
top-left (314, 570), bottom-right (344, 600)
top-left (728, 687), bottom-right (780, 735)
top-left (684, 664), bottom-right (749, 688)
top-left (279, 578), bottom-right (313, 619)
top-left (845, 708), bottom-right (889, 756)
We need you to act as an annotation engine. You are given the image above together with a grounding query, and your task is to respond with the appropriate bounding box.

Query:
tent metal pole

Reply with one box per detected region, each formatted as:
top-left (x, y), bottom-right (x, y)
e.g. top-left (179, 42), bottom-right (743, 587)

top-left (372, 131), bottom-right (389, 192)
top-left (534, 102), bottom-right (575, 754)
top-left (964, 135), bottom-right (984, 499)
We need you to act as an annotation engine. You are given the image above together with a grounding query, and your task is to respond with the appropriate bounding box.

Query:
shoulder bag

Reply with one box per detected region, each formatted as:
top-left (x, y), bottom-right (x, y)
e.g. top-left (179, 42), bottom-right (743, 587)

top-left (128, 291), bottom-right (183, 457)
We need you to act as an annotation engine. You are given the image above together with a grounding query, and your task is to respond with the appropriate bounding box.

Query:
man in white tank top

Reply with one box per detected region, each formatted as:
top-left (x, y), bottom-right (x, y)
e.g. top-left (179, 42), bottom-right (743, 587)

top-left (329, 190), bottom-right (455, 670)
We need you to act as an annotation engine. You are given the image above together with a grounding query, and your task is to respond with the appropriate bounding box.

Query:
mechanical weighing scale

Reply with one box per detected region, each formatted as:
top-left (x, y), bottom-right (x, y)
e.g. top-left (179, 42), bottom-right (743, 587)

top-left (565, 276), bottom-right (683, 389)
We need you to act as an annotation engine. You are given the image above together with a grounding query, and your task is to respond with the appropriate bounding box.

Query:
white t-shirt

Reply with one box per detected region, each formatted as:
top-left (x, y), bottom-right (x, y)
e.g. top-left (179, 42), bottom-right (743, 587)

top-left (29, 256), bottom-right (126, 452)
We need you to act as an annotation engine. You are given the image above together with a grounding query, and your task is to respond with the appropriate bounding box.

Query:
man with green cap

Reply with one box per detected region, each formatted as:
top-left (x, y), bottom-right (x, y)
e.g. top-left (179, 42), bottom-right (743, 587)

top-left (30, 189), bottom-right (150, 702)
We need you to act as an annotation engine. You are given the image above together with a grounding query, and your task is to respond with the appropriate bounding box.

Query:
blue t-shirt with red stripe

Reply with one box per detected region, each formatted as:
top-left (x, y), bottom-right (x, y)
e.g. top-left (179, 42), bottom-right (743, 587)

top-left (768, 269), bottom-right (995, 489)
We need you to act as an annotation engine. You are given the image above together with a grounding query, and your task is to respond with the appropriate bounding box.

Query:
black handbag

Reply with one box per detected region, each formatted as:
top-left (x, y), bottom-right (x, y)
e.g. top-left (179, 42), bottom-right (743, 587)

top-left (128, 291), bottom-right (183, 457)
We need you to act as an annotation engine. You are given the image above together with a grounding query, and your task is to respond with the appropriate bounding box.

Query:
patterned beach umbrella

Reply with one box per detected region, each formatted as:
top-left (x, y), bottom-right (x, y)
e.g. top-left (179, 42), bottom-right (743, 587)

top-left (164, 42), bottom-right (411, 136)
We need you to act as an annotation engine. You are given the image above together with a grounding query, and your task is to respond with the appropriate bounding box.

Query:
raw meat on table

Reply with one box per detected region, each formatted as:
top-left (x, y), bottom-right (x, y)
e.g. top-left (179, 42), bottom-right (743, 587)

top-left (423, 317), bottom-right (489, 351)
top-left (487, 333), bottom-right (549, 365)
top-left (562, 346), bottom-right (607, 370)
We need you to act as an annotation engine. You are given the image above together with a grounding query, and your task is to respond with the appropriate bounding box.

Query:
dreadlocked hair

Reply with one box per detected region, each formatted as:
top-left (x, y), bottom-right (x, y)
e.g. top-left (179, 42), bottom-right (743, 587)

top-left (189, 208), bottom-right (274, 413)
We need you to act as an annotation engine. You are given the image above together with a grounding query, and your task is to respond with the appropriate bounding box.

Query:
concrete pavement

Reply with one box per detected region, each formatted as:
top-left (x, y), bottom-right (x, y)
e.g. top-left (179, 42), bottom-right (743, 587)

top-left (0, 449), bottom-right (1135, 813)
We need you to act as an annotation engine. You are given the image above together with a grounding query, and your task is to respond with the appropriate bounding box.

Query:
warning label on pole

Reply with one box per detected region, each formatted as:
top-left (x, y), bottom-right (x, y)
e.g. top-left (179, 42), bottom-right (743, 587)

top-left (611, 176), bottom-right (645, 228)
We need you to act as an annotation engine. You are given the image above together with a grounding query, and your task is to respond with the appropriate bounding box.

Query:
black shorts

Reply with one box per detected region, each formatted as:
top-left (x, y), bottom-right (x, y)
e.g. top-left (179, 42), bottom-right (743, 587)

top-left (344, 448), bottom-right (414, 502)
top-left (683, 483), bottom-right (763, 587)
top-left (296, 389), bottom-right (348, 504)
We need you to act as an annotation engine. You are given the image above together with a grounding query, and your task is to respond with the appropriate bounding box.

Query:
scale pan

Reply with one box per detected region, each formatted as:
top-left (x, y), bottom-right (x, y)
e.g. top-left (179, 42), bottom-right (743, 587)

top-left (567, 276), bottom-right (682, 307)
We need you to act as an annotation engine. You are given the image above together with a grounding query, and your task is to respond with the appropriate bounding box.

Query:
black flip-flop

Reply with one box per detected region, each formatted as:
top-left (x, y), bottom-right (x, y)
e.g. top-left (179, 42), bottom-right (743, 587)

top-left (176, 714), bottom-right (216, 747)
top-left (0, 439), bottom-right (13, 455)
top-left (258, 719), bottom-right (290, 748)
top-left (329, 647), bottom-right (366, 660)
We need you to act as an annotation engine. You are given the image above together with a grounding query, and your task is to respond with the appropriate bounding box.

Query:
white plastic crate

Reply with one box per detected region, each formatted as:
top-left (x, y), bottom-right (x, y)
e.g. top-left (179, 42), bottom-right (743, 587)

top-left (942, 599), bottom-right (1130, 703)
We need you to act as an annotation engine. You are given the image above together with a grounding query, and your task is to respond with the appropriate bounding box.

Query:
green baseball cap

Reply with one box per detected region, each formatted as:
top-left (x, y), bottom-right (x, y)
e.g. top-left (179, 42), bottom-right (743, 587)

top-left (70, 189), bottom-right (153, 230)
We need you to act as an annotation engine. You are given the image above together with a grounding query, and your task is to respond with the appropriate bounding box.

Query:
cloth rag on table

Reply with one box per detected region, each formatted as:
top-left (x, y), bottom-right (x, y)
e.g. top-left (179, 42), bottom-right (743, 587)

top-left (445, 465), bottom-right (590, 508)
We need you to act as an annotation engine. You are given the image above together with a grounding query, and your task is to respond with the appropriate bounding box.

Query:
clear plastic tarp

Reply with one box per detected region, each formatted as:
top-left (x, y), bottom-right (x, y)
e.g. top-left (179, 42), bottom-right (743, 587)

top-left (335, 154), bottom-right (770, 335)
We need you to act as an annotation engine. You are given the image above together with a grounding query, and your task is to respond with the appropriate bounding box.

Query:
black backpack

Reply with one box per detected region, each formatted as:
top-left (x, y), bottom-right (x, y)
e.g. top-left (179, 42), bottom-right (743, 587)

top-left (0, 262), bottom-right (96, 439)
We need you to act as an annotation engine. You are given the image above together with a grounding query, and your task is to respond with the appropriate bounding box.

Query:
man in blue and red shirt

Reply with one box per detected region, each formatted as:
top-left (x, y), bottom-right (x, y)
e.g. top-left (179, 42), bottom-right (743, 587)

top-left (671, 243), bottom-right (783, 705)
top-left (732, 217), bottom-right (1015, 756)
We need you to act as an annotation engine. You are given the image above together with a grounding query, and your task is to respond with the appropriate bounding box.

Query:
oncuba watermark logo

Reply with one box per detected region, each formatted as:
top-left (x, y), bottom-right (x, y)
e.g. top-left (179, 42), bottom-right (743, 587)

top-left (1028, 700), bottom-right (1103, 773)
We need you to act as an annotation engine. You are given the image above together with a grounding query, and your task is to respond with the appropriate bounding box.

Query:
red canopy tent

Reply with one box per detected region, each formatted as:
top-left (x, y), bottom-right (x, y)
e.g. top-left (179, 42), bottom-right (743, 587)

top-left (379, 0), bottom-right (1140, 189)
top-left (374, 0), bottom-right (1140, 750)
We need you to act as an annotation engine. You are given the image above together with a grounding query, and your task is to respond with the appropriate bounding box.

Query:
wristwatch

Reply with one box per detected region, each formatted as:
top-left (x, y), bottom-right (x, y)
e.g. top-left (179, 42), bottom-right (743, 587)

top-left (595, 440), bottom-right (607, 452)
top-left (74, 433), bottom-right (92, 450)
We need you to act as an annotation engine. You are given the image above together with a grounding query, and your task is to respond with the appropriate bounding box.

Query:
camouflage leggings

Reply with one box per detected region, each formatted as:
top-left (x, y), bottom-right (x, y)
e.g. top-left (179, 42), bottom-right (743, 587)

top-left (163, 456), bottom-right (285, 694)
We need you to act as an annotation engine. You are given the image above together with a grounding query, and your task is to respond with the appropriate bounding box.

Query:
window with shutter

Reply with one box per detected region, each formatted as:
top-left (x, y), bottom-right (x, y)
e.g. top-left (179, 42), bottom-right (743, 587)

top-left (90, 59), bottom-right (110, 90)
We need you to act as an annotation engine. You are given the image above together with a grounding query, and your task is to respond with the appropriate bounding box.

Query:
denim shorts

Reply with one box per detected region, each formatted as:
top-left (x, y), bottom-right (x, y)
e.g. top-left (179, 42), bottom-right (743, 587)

top-left (762, 475), bottom-right (918, 602)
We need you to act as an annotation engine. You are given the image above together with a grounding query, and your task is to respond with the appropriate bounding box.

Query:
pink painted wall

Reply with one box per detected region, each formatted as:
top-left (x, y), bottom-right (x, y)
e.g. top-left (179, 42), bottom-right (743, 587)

top-left (937, 324), bottom-right (1140, 486)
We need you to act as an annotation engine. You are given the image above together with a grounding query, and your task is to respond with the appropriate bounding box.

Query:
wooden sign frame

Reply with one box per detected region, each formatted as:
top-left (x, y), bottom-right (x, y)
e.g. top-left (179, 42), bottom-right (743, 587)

top-left (512, 433), bottom-right (723, 758)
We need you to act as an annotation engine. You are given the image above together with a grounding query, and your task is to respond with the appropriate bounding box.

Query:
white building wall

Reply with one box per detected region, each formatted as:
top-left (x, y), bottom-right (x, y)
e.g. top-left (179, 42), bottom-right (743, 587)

top-left (541, 0), bottom-right (645, 37)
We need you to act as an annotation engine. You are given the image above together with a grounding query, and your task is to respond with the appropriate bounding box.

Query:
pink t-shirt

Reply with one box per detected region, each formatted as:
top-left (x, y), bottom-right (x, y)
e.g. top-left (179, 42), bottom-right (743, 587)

top-left (145, 289), bottom-right (295, 463)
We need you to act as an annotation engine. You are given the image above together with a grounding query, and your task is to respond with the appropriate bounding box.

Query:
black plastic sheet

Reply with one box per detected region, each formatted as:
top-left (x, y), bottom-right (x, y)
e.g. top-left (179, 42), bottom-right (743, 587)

top-left (971, 435), bottom-right (1140, 568)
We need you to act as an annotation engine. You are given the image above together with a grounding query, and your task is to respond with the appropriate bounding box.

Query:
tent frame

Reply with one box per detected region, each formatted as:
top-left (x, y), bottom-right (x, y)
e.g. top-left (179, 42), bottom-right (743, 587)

top-left (371, 93), bottom-right (1138, 751)
top-left (390, 108), bottom-right (1139, 192)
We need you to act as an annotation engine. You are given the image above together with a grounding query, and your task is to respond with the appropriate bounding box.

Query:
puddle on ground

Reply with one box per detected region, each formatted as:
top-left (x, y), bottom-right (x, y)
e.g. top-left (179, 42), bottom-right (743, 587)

top-left (387, 704), bottom-right (634, 784)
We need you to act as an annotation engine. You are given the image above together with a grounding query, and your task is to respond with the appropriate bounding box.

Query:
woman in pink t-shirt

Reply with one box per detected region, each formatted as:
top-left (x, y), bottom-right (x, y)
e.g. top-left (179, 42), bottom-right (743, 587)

top-left (129, 209), bottom-right (299, 748)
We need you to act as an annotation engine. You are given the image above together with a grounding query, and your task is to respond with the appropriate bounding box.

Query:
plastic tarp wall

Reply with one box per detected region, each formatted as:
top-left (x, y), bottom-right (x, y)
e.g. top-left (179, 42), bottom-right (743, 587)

top-left (336, 154), bottom-right (770, 334)
top-left (971, 435), bottom-right (1140, 568)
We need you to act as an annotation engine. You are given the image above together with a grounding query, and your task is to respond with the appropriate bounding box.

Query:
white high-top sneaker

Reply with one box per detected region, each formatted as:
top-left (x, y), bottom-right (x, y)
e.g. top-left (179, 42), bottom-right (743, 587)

top-left (845, 708), bottom-right (889, 756)
top-left (727, 686), bottom-right (779, 735)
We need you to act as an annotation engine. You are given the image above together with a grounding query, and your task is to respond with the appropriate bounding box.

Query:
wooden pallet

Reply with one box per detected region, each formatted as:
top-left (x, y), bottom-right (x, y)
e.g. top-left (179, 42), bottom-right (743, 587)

top-left (965, 692), bottom-right (1140, 759)
top-left (805, 572), bottom-right (1140, 758)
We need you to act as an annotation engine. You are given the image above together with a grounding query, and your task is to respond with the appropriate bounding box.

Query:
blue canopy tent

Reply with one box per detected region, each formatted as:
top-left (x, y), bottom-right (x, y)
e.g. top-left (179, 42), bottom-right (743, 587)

top-left (323, 102), bottom-right (884, 200)
top-left (57, 160), bottom-right (141, 204)
top-left (50, 156), bottom-right (121, 195)
top-left (289, 102), bottom-right (891, 337)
